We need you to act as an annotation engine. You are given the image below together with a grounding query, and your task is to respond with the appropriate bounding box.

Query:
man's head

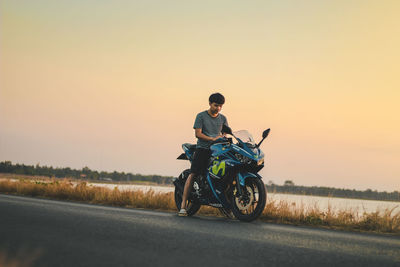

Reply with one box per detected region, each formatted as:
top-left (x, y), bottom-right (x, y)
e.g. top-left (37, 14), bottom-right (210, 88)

top-left (209, 93), bottom-right (225, 115)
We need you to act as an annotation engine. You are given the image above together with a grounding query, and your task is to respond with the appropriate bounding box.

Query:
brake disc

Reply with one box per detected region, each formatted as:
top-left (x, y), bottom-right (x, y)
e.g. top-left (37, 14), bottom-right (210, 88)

top-left (234, 185), bottom-right (254, 211)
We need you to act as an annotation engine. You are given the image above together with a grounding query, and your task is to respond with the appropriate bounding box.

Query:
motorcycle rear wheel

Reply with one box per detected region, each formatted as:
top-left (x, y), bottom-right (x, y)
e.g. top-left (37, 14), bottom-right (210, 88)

top-left (231, 177), bottom-right (266, 222)
top-left (174, 170), bottom-right (201, 216)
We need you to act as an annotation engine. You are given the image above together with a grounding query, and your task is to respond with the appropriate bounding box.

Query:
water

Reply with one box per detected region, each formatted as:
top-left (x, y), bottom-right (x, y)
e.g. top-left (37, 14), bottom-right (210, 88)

top-left (90, 182), bottom-right (400, 214)
top-left (267, 193), bottom-right (399, 214)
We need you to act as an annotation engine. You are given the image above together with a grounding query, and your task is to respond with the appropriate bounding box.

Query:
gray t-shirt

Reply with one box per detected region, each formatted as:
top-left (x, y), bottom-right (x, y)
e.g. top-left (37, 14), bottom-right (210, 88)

top-left (193, 110), bottom-right (229, 148)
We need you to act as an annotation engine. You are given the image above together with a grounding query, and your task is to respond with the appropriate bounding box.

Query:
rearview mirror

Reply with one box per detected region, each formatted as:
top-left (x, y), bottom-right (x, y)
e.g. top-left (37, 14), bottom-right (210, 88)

top-left (256, 128), bottom-right (271, 148)
top-left (222, 125), bottom-right (233, 135)
top-left (262, 129), bottom-right (270, 139)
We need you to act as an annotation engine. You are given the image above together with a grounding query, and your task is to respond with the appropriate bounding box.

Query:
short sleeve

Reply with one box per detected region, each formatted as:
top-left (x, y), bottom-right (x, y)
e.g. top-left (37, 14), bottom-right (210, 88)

top-left (223, 116), bottom-right (228, 127)
top-left (193, 113), bottom-right (203, 129)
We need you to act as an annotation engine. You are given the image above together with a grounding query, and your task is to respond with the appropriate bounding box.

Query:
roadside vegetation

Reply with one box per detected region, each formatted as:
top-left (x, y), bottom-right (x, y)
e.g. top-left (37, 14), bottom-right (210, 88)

top-left (1, 178), bottom-right (399, 235)
top-left (2, 161), bottom-right (399, 201)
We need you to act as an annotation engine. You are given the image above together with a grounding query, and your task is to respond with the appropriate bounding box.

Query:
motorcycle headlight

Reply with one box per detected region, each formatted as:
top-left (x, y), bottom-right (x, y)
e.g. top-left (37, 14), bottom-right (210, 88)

top-left (257, 158), bottom-right (264, 166)
top-left (235, 153), bottom-right (252, 164)
top-left (244, 158), bottom-right (252, 164)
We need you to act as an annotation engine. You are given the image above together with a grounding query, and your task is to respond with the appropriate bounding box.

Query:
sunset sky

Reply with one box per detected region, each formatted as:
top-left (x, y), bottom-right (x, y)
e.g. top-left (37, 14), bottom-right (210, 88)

top-left (1, 1), bottom-right (399, 191)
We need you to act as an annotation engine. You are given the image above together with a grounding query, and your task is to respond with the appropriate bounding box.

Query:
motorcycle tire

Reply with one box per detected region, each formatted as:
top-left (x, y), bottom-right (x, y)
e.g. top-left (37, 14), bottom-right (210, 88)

top-left (174, 169), bottom-right (201, 216)
top-left (231, 177), bottom-right (266, 222)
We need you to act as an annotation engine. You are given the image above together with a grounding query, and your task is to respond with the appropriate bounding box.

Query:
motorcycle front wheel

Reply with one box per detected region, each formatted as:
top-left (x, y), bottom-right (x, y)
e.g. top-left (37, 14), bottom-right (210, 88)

top-left (231, 177), bottom-right (266, 222)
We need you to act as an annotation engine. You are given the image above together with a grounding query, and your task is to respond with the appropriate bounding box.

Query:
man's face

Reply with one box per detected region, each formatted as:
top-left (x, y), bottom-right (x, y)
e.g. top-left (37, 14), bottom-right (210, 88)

top-left (209, 102), bottom-right (223, 115)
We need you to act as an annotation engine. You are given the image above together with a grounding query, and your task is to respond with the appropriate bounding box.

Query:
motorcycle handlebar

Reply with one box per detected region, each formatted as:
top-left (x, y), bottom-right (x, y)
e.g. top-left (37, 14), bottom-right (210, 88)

top-left (211, 137), bottom-right (232, 144)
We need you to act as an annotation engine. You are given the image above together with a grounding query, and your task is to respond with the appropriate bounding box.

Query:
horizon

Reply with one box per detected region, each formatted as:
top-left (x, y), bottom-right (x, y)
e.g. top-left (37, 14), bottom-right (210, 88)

top-left (1, 1), bottom-right (399, 192)
top-left (1, 160), bottom-right (398, 193)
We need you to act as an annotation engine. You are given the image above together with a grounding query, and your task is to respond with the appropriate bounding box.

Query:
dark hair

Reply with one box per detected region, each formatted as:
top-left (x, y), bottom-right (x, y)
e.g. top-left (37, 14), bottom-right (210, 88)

top-left (209, 93), bottom-right (225, 104)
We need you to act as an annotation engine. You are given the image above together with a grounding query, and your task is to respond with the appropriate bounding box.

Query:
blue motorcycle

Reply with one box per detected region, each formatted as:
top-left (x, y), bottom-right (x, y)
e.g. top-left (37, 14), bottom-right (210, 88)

top-left (174, 125), bottom-right (270, 222)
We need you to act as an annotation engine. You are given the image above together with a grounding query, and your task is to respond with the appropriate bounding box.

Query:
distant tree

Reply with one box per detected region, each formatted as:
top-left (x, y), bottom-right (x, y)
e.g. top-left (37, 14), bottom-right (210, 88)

top-left (82, 167), bottom-right (91, 174)
top-left (111, 171), bottom-right (119, 180)
top-left (284, 180), bottom-right (295, 186)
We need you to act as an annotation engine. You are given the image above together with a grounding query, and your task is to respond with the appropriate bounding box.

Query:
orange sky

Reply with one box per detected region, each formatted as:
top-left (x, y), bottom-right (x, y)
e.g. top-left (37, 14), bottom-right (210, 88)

top-left (1, 1), bottom-right (399, 191)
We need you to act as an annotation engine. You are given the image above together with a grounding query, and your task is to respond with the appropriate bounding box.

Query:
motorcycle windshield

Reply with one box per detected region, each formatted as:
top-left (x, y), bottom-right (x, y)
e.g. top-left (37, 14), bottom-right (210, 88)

top-left (234, 130), bottom-right (256, 146)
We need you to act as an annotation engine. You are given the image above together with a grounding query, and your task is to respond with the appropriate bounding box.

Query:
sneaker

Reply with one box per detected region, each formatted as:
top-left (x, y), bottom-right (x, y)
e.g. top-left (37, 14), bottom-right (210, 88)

top-left (178, 208), bottom-right (187, 217)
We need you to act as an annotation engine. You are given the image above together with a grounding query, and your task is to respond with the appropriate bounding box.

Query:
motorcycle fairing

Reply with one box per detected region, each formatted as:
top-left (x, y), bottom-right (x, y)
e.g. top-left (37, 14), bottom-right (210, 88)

top-left (238, 172), bottom-right (261, 186)
top-left (206, 173), bottom-right (232, 209)
top-left (208, 158), bottom-right (240, 179)
top-left (177, 153), bottom-right (188, 160)
top-left (209, 143), bottom-right (230, 158)
top-left (182, 143), bottom-right (196, 161)
top-left (231, 143), bottom-right (263, 162)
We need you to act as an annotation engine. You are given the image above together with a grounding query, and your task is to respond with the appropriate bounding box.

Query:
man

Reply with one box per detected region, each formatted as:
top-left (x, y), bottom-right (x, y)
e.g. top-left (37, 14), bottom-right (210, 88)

top-left (179, 93), bottom-right (228, 216)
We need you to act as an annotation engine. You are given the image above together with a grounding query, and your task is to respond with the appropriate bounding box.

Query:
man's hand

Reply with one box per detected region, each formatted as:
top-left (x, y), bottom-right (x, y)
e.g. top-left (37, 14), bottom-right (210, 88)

top-left (212, 134), bottom-right (226, 141)
top-left (195, 128), bottom-right (226, 142)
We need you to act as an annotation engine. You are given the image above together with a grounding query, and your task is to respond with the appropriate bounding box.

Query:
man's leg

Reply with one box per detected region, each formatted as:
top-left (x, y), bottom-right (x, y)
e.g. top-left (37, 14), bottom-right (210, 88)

top-left (180, 172), bottom-right (196, 210)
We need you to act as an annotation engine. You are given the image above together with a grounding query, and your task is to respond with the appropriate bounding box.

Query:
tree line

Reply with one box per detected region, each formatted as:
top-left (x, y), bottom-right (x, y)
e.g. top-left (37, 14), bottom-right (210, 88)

top-left (266, 180), bottom-right (400, 202)
top-left (0, 161), bottom-right (174, 185)
top-left (1, 161), bottom-right (399, 201)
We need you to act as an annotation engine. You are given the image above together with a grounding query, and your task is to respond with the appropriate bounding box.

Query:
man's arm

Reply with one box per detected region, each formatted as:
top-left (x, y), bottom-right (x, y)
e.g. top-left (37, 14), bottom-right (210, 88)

top-left (195, 128), bottom-right (223, 142)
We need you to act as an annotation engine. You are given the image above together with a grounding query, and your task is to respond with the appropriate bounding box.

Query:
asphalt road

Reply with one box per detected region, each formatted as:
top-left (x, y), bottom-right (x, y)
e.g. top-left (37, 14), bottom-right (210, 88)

top-left (0, 194), bottom-right (399, 267)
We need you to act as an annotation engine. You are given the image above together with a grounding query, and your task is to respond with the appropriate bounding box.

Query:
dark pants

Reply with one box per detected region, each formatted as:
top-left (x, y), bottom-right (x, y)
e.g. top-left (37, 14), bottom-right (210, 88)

top-left (190, 148), bottom-right (211, 175)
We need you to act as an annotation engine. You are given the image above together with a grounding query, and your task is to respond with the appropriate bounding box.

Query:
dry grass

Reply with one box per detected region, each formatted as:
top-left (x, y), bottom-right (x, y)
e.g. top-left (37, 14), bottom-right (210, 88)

top-left (0, 179), bottom-right (177, 211)
top-left (1, 178), bottom-right (399, 234)
top-left (261, 199), bottom-right (400, 233)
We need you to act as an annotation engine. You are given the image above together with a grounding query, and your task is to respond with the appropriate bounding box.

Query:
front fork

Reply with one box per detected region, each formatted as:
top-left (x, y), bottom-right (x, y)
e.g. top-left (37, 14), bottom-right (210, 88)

top-left (234, 174), bottom-right (243, 196)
